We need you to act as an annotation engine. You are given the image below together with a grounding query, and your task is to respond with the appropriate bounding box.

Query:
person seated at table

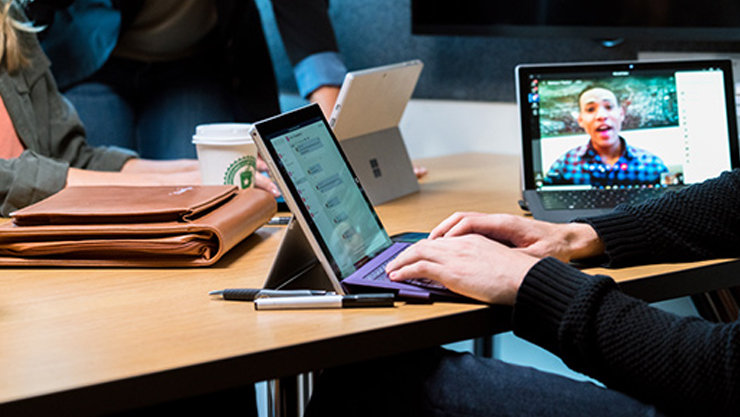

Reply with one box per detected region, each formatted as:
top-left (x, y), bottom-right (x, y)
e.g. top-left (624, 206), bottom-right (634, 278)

top-left (544, 85), bottom-right (668, 187)
top-left (25, 0), bottom-right (346, 159)
top-left (304, 167), bottom-right (740, 416)
top-left (0, 1), bottom-right (280, 216)
top-left (0, 4), bottom-right (265, 414)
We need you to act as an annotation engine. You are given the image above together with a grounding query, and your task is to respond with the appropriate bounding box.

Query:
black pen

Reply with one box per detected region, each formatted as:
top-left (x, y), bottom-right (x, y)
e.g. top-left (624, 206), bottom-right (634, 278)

top-left (254, 293), bottom-right (395, 310)
top-left (209, 288), bottom-right (332, 301)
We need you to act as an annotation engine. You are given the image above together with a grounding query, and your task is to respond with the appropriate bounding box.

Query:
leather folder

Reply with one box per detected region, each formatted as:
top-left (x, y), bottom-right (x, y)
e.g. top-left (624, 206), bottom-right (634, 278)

top-left (0, 185), bottom-right (277, 267)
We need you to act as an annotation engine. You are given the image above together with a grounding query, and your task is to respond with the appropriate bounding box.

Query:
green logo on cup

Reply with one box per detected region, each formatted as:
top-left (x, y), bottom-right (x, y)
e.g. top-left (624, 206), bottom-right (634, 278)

top-left (224, 155), bottom-right (256, 189)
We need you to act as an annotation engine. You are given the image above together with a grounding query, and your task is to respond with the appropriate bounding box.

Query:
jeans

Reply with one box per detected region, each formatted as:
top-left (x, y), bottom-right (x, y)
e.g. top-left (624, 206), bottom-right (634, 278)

top-left (305, 348), bottom-right (666, 417)
top-left (63, 54), bottom-right (250, 160)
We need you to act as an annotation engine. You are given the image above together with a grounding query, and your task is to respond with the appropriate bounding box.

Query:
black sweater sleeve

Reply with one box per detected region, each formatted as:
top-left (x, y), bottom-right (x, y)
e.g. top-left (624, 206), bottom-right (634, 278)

top-left (577, 169), bottom-right (740, 267)
top-left (514, 258), bottom-right (740, 417)
top-left (513, 170), bottom-right (740, 416)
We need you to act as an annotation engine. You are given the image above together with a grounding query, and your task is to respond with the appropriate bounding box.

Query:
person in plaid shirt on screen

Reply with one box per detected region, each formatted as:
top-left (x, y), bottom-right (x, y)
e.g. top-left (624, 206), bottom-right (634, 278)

top-left (544, 85), bottom-right (668, 187)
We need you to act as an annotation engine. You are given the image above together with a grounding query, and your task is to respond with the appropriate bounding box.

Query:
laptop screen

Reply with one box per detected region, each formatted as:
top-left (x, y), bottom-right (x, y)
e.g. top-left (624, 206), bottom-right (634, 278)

top-left (256, 106), bottom-right (393, 278)
top-left (517, 60), bottom-right (739, 191)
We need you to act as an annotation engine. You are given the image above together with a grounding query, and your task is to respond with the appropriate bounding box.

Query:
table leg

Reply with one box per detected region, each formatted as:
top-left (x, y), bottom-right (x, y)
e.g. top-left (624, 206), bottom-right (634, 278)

top-left (474, 336), bottom-right (493, 358)
top-left (267, 373), bottom-right (315, 417)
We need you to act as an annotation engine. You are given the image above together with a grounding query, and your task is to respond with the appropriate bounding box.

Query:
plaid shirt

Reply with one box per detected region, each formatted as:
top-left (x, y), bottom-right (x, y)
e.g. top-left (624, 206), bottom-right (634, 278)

top-left (544, 137), bottom-right (668, 187)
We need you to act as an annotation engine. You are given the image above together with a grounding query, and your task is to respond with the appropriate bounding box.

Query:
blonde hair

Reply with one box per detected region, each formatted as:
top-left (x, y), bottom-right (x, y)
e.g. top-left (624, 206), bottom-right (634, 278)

top-left (0, 0), bottom-right (41, 73)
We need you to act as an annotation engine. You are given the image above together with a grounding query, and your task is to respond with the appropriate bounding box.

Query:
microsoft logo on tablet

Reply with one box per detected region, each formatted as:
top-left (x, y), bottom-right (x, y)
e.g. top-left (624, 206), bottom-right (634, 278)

top-left (370, 158), bottom-right (382, 178)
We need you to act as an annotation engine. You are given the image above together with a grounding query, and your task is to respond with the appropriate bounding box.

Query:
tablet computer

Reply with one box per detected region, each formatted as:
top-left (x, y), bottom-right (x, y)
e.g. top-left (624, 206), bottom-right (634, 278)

top-left (329, 60), bottom-right (424, 205)
top-left (250, 103), bottom-right (466, 301)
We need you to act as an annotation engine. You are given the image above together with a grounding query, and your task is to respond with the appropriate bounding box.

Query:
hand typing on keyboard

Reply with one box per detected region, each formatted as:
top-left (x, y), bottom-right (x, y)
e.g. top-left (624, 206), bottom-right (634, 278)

top-left (383, 212), bottom-right (606, 304)
top-left (385, 233), bottom-right (539, 305)
top-left (365, 255), bottom-right (448, 290)
top-left (425, 212), bottom-right (604, 262)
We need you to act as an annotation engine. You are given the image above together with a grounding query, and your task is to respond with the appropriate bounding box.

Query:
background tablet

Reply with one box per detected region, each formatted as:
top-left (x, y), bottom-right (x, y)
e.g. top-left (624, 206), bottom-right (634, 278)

top-left (329, 60), bottom-right (423, 205)
top-left (330, 60), bottom-right (423, 140)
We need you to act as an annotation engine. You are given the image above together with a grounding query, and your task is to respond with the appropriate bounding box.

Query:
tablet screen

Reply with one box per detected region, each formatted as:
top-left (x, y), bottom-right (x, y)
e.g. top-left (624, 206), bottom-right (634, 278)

top-left (517, 60), bottom-right (739, 190)
top-left (255, 105), bottom-right (392, 278)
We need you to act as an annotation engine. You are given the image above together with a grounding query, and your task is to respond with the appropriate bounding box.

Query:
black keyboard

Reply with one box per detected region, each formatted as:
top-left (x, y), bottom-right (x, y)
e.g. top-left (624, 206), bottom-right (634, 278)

top-left (540, 187), bottom-right (670, 210)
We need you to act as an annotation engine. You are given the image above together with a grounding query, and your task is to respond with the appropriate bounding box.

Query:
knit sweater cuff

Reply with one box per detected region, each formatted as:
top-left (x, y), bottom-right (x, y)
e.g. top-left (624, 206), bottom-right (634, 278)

top-left (575, 210), bottom-right (651, 266)
top-left (512, 257), bottom-right (593, 355)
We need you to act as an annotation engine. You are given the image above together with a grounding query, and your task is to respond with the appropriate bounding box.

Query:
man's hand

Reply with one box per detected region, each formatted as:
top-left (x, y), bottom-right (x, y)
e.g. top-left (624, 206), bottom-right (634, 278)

top-left (413, 164), bottom-right (428, 179)
top-left (309, 86), bottom-right (340, 118)
top-left (386, 235), bottom-right (539, 305)
top-left (429, 212), bottom-right (604, 262)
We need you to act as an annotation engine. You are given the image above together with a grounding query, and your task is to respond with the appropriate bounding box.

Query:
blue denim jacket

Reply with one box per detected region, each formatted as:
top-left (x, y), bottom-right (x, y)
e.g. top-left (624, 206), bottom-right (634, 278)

top-left (38, 0), bottom-right (119, 90)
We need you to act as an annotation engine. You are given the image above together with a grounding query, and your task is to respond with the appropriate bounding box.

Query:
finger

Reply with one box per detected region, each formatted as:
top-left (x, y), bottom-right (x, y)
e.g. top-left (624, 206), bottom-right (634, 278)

top-left (443, 216), bottom-right (487, 238)
top-left (429, 213), bottom-right (465, 239)
top-left (256, 156), bottom-right (269, 172)
top-left (386, 240), bottom-right (446, 273)
top-left (413, 165), bottom-right (428, 179)
top-left (434, 212), bottom-right (490, 238)
top-left (444, 214), bottom-right (507, 238)
top-left (428, 212), bottom-right (478, 239)
top-left (255, 172), bottom-right (281, 196)
top-left (387, 260), bottom-right (443, 283)
top-left (445, 214), bottom-right (522, 244)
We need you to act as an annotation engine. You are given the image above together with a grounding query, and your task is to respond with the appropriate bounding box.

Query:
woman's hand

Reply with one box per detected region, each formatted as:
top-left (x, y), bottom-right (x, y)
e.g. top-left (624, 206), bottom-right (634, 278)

top-left (71, 158), bottom-right (281, 196)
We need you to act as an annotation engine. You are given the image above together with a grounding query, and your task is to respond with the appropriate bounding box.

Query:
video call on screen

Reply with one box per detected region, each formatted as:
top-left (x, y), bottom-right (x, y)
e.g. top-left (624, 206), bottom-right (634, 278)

top-left (526, 67), bottom-right (733, 190)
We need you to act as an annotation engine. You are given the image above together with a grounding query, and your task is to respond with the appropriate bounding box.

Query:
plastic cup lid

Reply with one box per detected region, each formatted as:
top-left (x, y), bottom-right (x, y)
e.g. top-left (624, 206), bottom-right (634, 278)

top-left (192, 123), bottom-right (254, 145)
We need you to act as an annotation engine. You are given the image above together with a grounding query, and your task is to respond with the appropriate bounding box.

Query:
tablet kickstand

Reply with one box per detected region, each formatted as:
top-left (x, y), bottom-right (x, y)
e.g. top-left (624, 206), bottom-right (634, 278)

top-left (262, 217), bottom-right (339, 293)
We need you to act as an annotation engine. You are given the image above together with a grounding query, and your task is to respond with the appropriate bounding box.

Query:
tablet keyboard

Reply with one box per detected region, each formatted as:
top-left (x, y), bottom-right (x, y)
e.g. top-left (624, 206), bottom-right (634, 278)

top-left (364, 255), bottom-right (447, 290)
top-left (540, 187), bottom-right (669, 210)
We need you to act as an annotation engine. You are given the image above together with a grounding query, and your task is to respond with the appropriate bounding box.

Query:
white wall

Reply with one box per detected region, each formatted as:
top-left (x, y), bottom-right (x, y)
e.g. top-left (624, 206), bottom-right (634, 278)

top-left (400, 99), bottom-right (521, 158)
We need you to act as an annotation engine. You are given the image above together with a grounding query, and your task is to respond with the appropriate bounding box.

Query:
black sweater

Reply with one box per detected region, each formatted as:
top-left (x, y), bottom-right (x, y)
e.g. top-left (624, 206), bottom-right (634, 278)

top-left (512, 169), bottom-right (740, 417)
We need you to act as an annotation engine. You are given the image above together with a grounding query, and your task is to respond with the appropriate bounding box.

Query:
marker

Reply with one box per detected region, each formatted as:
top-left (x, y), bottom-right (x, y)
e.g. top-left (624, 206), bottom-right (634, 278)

top-left (267, 216), bottom-right (291, 225)
top-left (209, 288), bottom-right (332, 301)
top-left (254, 293), bottom-right (395, 310)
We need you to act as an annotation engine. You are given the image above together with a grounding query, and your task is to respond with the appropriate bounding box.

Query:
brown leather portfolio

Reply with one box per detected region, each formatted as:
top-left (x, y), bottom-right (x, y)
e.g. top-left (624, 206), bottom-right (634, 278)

top-left (0, 185), bottom-right (277, 267)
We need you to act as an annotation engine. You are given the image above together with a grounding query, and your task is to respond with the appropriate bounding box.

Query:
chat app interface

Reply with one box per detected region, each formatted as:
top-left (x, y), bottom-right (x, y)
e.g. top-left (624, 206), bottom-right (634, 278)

top-left (270, 120), bottom-right (392, 277)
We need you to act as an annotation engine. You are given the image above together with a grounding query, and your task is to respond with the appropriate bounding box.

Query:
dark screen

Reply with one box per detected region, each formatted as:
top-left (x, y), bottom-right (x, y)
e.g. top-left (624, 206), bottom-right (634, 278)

top-left (412, 0), bottom-right (740, 40)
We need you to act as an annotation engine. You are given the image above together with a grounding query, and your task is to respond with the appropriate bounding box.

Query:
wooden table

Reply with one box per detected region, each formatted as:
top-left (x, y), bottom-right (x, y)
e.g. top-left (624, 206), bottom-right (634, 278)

top-left (0, 153), bottom-right (736, 416)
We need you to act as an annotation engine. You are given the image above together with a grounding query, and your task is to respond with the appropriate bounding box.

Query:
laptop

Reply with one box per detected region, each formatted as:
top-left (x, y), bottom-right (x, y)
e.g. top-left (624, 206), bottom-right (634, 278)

top-left (249, 103), bottom-right (465, 301)
top-left (516, 59), bottom-right (740, 223)
top-left (329, 60), bottom-right (423, 205)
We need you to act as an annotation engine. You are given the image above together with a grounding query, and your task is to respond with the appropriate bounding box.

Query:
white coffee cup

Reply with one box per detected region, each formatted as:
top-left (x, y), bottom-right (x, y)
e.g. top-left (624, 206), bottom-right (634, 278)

top-left (192, 123), bottom-right (258, 189)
